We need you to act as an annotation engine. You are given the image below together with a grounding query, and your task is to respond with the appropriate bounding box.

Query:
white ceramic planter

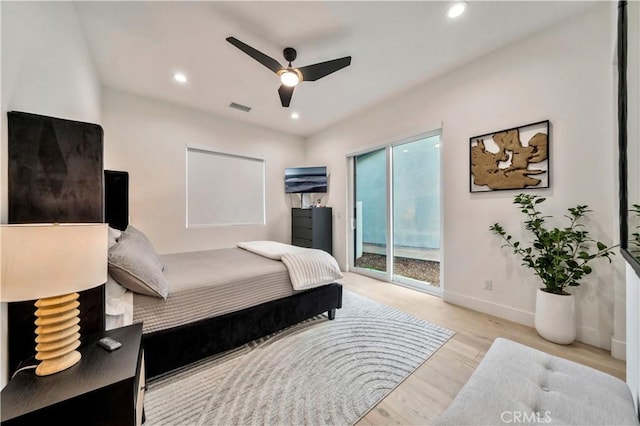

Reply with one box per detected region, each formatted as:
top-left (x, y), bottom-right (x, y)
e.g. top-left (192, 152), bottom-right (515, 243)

top-left (534, 288), bottom-right (576, 344)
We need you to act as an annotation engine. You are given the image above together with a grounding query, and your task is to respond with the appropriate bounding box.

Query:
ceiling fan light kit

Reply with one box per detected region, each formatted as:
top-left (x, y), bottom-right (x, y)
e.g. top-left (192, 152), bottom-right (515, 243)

top-left (226, 36), bottom-right (351, 107)
top-left (278, 69), bottom-right (301, 87)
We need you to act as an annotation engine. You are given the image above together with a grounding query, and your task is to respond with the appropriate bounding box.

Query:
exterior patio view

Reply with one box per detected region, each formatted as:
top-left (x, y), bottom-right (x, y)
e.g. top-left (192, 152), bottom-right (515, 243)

top-left (354, 135), bottom-right (440, 287)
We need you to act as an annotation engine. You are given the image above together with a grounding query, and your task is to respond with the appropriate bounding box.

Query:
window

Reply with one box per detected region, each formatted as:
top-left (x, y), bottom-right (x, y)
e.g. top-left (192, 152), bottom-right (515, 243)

top-left (186, 147), bottom-right (265, 227)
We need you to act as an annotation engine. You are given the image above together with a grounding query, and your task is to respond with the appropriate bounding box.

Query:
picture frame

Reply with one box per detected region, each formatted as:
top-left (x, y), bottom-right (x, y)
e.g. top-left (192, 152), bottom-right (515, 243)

top-left (470, 120), bottom-right (550, 193)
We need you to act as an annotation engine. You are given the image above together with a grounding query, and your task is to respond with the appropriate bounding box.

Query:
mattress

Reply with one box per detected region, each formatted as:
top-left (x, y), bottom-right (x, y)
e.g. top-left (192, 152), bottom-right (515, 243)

top-left (133, 247), bottom-right (298, 334)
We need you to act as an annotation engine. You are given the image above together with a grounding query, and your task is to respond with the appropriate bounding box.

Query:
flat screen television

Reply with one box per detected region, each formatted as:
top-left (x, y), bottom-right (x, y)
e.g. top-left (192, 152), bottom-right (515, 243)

top-left (285, 166), bottom-right (328, 193)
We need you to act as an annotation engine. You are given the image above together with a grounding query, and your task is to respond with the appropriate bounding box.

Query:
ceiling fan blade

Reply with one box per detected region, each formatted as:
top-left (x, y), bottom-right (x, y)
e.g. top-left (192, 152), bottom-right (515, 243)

top-left (278, 85), bottom-right (294, 107)
top-left (226, 37), bottom-right (283, 73)
top-left (298, 56), bottom-right (351, 81)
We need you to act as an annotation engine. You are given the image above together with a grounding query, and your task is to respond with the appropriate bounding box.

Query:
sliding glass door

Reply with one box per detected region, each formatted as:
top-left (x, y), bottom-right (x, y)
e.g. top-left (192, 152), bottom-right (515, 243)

top-left (351, 133), bottom-right (441, 293)
top-left (354, 147), bottom-right (387, 275)
top-left (392, 135), bottom-right (440, 287)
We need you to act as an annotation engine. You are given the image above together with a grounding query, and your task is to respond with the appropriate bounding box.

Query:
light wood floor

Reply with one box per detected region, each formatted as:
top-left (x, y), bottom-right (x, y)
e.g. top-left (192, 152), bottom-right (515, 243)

top-left (341, 272), bottom-right (627, 426)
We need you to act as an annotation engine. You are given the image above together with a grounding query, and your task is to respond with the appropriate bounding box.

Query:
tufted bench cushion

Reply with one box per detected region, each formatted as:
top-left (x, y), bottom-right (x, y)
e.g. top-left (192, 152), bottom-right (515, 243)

top-left (436, 338), bottom-right (639, 425)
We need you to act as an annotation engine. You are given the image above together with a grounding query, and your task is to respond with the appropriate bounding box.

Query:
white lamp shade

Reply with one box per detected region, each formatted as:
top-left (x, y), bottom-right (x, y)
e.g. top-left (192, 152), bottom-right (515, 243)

top-left (0, 223), bottom-right (108, 302)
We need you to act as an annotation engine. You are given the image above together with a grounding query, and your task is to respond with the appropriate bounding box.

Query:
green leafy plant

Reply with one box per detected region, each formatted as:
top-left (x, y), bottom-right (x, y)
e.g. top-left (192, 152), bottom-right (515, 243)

top-left (489, 193), bottom-right (617, 295)
top-left (630, 203), bottom-right (640, 252)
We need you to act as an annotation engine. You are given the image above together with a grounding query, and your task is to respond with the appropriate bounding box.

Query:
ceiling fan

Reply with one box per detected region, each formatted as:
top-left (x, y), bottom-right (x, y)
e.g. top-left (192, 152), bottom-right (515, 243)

top-left (226, 36), bottom-right (352, 108)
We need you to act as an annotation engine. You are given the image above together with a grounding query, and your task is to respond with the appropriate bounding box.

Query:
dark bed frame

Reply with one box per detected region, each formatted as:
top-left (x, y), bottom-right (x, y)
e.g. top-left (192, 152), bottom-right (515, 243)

top-left (104, 170), bottom-right (343, 378)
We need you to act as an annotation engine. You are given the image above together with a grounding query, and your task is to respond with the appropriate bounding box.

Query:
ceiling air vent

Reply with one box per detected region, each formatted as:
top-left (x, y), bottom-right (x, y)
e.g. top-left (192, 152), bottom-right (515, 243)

top-left (229, 102), bottom-right (251, 112)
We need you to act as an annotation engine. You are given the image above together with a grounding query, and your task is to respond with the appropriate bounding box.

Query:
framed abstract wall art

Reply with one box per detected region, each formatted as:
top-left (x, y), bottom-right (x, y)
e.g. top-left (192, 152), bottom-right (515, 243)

top-left (470, 120), bottom-right (550, 193)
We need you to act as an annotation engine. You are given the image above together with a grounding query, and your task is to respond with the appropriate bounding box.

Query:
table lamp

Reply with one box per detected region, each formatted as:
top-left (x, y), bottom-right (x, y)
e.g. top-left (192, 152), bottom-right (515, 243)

top-left (1, 223), bottom-right (107, 376)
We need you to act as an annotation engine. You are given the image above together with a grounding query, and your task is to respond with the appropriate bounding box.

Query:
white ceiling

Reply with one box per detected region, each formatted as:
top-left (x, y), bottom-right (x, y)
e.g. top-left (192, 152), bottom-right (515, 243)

top-left (74, 1), bottom-right (599, 138)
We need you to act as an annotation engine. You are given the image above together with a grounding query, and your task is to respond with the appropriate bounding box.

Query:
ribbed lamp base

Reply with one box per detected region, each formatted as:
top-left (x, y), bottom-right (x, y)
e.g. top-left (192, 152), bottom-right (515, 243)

top-left (34, 293), bottom-right (82, 376)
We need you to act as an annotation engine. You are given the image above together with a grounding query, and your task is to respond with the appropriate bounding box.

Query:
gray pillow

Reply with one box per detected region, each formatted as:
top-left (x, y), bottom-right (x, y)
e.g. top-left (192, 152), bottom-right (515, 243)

top-left (108, 225), bottom-right (169, 299)
top-left (124, 225), bottom-right (164, 270)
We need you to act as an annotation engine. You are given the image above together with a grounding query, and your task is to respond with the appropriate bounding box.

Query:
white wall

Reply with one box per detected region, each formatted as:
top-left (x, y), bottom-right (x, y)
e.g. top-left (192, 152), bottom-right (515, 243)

top-left (102, 88), bottom-right (306, 254)
top-left (307, 4), bottom-right (622, 351)
top-left (0, 1), bottom-right (102, 388)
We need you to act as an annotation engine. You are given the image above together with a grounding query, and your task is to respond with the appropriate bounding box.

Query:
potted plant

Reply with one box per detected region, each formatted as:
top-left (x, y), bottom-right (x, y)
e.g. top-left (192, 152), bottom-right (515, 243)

top-left (630, 203), bottom-right (640, 254)
top-left (489, 193), bottom-right (617, 344)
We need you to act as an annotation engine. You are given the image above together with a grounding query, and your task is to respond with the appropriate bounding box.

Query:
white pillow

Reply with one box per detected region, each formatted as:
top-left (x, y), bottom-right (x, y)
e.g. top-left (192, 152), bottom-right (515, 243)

top-left (106, 290), bottom-right (133, 331)
top-left (105, 273), bottom-right (127, 315)
top-left (108, 226), bottom-right (122, 249)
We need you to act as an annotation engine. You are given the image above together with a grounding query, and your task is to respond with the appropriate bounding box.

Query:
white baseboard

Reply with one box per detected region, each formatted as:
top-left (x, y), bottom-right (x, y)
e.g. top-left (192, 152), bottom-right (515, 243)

top-left (611, 337), bottom-right (627, 360)
top-left (442, 290), bottom-right (534, 327)
top-left (443, 290), bottom-right (613, 351)
top-left (576, 325), bottom-right (612, 351)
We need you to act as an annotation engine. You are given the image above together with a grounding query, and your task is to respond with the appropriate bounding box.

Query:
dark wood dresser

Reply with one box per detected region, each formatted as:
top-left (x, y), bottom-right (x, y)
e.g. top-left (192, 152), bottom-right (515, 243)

top-left (291, 207), bottom-right (333, 255)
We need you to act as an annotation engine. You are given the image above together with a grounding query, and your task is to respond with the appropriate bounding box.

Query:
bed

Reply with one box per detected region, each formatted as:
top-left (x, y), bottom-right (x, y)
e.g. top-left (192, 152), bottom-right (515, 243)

top-left (104, 170), bottom-right (343, 378)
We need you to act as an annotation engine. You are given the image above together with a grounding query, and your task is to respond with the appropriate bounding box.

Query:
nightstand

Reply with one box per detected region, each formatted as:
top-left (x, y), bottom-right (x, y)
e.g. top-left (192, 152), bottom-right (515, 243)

top-left (1, 322), bottom-right (145, 426)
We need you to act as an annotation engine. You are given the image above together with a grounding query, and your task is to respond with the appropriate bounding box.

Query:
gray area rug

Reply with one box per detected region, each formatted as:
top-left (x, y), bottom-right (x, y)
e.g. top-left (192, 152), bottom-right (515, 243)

top-left (144, 290), bottom-right (455, 426)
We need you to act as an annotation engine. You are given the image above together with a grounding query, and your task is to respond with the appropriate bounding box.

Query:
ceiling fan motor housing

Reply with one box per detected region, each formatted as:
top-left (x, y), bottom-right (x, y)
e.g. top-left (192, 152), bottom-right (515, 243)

top-left (283, 47), bottom-right (297, 64)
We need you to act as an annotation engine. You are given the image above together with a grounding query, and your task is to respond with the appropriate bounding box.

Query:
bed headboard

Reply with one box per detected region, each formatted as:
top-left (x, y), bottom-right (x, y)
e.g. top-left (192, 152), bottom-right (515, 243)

top-left (105, 170), bottom-right (129, 230)
top-left (7, 111), bottom-right (106, 376)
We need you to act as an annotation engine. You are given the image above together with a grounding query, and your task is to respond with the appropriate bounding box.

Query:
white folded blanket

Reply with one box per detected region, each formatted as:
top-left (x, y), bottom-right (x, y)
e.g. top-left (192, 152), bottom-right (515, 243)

top-left (237, 241), bottom-right (343, 290)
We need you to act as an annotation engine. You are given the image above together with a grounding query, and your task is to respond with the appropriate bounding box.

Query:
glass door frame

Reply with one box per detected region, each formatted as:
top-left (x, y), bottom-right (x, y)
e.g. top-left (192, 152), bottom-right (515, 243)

top-left (347, 129), bottom-right (443, 297)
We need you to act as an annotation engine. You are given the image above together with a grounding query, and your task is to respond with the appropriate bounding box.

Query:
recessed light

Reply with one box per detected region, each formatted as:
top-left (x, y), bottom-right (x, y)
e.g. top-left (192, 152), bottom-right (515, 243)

top-left (447, 1), bottom-right (468, 18)
top-left (290, 112), bottom-right (300, 120)
top-left (173, 72), bottom-right (188, 84)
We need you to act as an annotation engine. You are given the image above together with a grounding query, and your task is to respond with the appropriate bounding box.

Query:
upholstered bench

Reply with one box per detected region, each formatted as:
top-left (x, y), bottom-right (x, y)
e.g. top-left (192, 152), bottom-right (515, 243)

top-left (436, 338), bottom-right (639, 425)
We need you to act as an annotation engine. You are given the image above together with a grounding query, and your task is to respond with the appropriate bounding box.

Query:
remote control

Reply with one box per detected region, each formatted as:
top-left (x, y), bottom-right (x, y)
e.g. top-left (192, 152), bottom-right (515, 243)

top-left (98, 336), bottom-right (122, 351)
